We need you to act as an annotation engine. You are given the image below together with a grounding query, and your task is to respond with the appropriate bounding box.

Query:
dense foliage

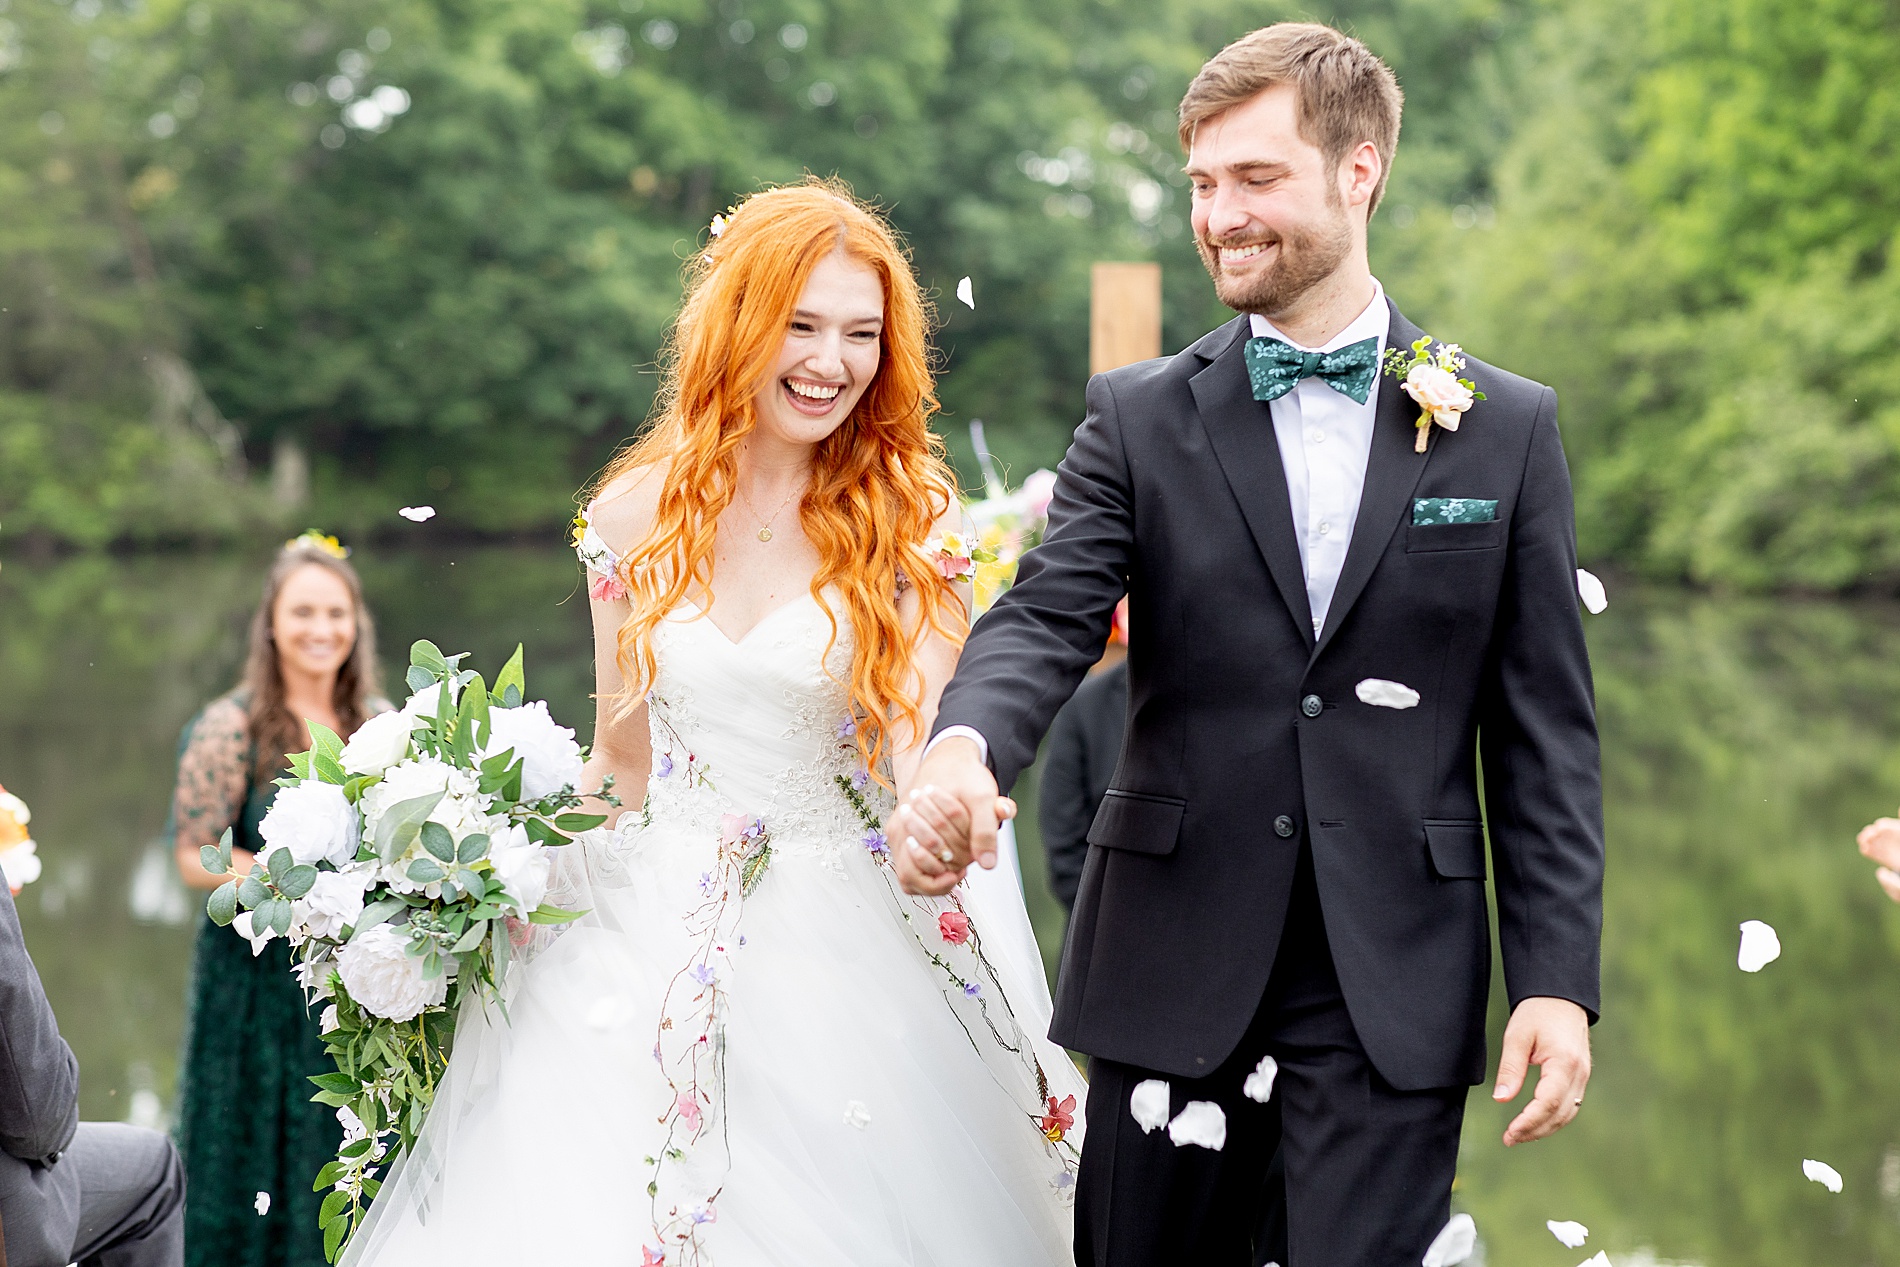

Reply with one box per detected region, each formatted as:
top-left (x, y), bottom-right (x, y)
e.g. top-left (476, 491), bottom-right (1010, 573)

top-left (4, 0), bottom-right (1897, 589)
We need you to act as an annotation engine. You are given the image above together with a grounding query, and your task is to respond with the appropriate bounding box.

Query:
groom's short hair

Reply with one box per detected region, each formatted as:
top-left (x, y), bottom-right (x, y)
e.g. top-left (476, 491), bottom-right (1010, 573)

top-left (1179, 23), bottom-right (1404, 213)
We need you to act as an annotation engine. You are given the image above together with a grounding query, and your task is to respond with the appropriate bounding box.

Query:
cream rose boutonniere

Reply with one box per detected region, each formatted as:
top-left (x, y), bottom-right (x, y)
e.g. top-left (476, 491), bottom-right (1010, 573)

top-left (1384, 336), bottom-right (1485, 453)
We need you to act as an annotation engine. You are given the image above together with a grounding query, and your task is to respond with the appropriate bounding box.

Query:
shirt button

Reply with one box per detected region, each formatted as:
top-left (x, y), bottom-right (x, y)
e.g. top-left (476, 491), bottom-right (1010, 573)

top-left (1308, 428), bottom-right (1325, 444)
top-left (1274, 815), bottom-right (1297, 838)
top-left (1301, 694), bottom-right (1323, 718)
top-left (1317, 521), bottom-right (1331, 536)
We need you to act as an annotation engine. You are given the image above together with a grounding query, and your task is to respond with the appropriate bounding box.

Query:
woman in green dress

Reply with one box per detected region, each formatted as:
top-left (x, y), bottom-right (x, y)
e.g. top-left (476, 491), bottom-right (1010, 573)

top-left (171, 533), bottom-right (387, 1267)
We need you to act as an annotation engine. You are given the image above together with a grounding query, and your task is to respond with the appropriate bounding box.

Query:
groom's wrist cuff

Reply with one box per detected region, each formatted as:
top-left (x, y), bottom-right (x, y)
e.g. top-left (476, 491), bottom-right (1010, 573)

top-left (925, 725), bottom-right (990, 769)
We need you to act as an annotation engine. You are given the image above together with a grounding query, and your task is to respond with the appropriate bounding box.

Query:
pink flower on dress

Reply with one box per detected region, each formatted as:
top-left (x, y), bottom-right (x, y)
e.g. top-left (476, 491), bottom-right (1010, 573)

top-left (675, 1090), bottom-right (702, 1132)
top-left (642, 1248), bottom-right (666, 1267)
top-left (504, 914), bottom-right (532, 948)
top-left (589, 572), bottom-right (629, 602)
top-left (938, 911), bottom-right (971, 945)
top-left (1040, 1093), bottom-right (1077, 1142)
top-left (1400, 364), bottom-right (1476, 431)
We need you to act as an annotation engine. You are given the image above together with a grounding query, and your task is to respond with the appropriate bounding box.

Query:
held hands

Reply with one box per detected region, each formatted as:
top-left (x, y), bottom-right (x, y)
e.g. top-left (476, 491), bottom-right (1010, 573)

top-left (1855, 816), bottom-right (1900, 903)
top-left (889, 737), bottom-right (1016, 896)
top-left (1493, 996), bottom-right (1591, 1146)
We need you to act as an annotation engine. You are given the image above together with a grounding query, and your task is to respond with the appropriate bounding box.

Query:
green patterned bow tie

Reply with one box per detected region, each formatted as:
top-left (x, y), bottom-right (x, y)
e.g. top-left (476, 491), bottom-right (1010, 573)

top-left (1243, 335), bottom-right (1380, 405)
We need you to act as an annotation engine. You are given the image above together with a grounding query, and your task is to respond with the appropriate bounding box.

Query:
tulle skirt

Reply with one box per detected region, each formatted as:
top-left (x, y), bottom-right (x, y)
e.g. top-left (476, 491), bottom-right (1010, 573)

top-left (343, 817), bottom-right (1083, 1267)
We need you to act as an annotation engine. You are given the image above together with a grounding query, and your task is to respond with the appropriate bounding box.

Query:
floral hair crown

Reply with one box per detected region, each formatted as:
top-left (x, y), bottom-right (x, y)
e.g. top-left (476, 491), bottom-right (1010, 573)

top-left (285, 530), bottom-right (350, 559)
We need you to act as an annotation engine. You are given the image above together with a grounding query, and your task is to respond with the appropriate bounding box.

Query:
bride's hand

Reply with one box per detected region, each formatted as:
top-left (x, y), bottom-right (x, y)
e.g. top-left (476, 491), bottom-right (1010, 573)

top-left (890, 785), bottom-right (1014, 897)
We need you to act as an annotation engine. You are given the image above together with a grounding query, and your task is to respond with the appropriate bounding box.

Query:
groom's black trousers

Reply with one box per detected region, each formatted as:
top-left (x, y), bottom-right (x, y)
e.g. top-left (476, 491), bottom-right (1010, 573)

top-left (1074, 848), bottom-right (1466, 1267)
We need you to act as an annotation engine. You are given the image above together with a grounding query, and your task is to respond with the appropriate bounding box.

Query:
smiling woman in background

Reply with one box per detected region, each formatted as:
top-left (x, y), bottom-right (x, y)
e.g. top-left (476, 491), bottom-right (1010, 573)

top-left (170, 532), bottom-right (388, 1267)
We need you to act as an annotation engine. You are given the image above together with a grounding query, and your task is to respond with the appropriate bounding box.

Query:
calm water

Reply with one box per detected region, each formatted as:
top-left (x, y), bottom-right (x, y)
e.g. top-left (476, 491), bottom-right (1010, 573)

top-left (4, 544), bottom-right (1899, 1265)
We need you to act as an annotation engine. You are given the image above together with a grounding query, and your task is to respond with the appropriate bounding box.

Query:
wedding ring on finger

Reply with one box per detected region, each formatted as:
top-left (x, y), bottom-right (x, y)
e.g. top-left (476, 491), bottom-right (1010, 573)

top-left (937, 847), bottom-right (954, 865)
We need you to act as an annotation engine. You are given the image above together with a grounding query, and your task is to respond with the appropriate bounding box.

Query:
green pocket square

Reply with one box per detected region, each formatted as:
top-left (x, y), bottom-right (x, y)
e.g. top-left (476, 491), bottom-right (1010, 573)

top-left (1413, 498), bottom-right (1498, 526)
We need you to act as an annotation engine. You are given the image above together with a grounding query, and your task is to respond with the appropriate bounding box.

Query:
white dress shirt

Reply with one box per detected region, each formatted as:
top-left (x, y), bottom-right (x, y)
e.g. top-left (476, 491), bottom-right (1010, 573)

top-left (1250, 278), bottom-right (1388, 637)
top-left (929, 280), bottom-right (1390, 769)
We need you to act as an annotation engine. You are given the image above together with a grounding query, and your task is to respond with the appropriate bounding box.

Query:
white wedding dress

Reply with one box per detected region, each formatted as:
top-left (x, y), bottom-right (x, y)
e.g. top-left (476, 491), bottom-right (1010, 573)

top-left (343, 530), bottom-right (1084, 1267)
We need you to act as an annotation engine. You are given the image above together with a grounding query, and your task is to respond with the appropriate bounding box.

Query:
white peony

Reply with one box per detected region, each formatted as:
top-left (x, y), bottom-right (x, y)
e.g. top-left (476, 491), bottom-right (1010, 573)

top-left (361, 758), bottom-right (493, 846)
top-left (486, 823), bottom-right (550, 913)
top-left (0, 840), bottom-right (40, 892)
top-left (479, 702), bottom-right (584, 802)
top-left (295, 869), bottom-right (370, 941)
top-left (400, 679), bottom-right (460, 723)
top-left (258, 780), bottom-right (361, 867)
top-left (336, 924), bottom-right (446, 1022)
top-left (340, 710), bottom-right (421, 777)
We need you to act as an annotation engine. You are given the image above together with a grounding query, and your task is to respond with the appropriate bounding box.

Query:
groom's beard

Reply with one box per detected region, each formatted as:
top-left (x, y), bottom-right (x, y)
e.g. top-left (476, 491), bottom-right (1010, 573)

top-left (1196, 206), bottom-right (1353, 320)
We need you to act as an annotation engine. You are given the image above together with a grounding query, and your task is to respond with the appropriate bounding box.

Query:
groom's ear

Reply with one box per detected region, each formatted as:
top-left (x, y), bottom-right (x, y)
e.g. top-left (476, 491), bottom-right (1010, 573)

top-left (1341, 139), bottom-right (1383, 220)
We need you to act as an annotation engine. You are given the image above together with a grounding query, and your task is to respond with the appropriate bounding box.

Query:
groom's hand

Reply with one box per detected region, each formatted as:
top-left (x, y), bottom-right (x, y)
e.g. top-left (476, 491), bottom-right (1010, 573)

top-left (891, 737), bottom-right (1007, 896)
top-left (1493, 996), bottom-right (1592, 1146)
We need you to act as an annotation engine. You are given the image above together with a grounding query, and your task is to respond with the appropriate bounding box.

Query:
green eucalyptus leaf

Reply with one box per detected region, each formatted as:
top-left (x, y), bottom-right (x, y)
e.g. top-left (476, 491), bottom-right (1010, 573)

top-left (404, 664), bottom-right (435, 695)
top-left (373, 791), bottom-right (445, 863)
top-left (266, 896), bottom-right (295, 936)
top-left (237, 874), bottom-right (271, 909)
top-left (410, 639), bottom-right (449, 673)
top-left (199, 844), bottom-right (228, 875)
top-left (217, 826), bottom-right (235, 869)
top-left (278, 865), bottom-right (319, 900)
top-left (418, 821), bottom-right (455, 863)
top-left (455, 833), bottom-right (489, 864)
top-left (351, 896), bottom-right (407, 939)
top-left (267, 847), bottom-right (294, 882)
top-left (207, 880), bottom-right (240, 926)
top-left (406, 857), bottom-right (446, 884)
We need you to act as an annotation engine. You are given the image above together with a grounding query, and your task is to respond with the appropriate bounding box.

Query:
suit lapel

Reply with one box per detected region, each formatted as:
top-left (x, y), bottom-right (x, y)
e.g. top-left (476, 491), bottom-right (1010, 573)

top-left (1311, 301), bottom-right (1433, 661)
top-left (1190, 317), bottom-right (1315, 647)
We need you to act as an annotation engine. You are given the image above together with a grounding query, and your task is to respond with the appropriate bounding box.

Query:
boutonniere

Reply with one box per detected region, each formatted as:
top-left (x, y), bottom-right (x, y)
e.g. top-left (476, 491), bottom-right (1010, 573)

top-left (928, 531), bottom-right (997, 581)
top-left (1383, 336), bottom-right (1485, 453)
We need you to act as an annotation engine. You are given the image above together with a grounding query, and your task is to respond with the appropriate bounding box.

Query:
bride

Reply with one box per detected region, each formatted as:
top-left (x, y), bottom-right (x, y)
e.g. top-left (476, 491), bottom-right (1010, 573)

top-left (344, 180), bottom-right (1085, 1266)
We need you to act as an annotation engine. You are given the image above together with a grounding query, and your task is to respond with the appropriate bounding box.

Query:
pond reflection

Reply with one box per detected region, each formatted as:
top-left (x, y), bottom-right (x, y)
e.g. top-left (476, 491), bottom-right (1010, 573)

top-left (3, 547), bottom-right (1898, 1263)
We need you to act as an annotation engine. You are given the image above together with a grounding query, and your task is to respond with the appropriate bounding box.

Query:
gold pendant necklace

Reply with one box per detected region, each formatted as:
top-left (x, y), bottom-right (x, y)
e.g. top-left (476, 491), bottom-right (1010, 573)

top-left (742, 478), bottom-right (802, 544)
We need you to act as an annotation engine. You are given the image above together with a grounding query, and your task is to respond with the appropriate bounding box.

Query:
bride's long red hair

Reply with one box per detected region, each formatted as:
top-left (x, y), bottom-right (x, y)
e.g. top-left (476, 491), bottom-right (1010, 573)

top-left (589, 178), bottom-right (964, 777)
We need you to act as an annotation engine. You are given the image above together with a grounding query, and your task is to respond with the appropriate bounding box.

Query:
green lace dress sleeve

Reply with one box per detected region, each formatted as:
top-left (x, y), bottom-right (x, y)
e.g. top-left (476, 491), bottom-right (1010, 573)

top-left (173, 695), bottom-right (339, 1267)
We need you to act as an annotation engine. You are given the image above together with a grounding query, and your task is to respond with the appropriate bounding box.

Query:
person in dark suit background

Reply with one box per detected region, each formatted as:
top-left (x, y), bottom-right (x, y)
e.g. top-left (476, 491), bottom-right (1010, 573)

top-left (1039, 600), bottom-right (1129, 913)
top-left (0, 858), bottom-right (186, 1266)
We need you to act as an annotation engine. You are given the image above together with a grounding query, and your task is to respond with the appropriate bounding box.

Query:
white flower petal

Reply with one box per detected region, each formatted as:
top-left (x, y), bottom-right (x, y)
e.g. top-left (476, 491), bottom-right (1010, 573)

top-left (1804, 1158), bottom-right (1844, 1192)
top-left (956, 276), bottom-right (974, 309)
top-left (1546, 1219), bottom-right (1588, 1248)
top-left (1129, 1079), bottom-right (1170, 1133)
top-left (1243, 1054), bottom-right (1279, 1103)
top-left (319, 1004), bottom-right (340, 1034)
top-left (1577, 568), bottom-right (1608, 614)
top-left (231, 910), bottom-right (273, 956)
top-left (1421, 1212), bottom-right (1477, 1267)
top-left (398, 505), bottom-right (436, 522)
top-left (843, 1100), bottom-right (872, 1129)
top-left (1355, 678), bottom-right (1421, 710)
top-left (1167, 1100), bottom-right (1226, 1150)
top-left (254, 1191), bottom-right (271, 1216)
top-left (1738, 919), bottom-right (1781, 972)
top-left (1577, 1255), bottom-right (1612, 1267)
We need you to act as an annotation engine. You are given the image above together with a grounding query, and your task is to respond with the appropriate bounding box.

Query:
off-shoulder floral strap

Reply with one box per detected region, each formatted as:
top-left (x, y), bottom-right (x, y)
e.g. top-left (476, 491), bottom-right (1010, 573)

top-left (573, 506), bottom-right (628, 602)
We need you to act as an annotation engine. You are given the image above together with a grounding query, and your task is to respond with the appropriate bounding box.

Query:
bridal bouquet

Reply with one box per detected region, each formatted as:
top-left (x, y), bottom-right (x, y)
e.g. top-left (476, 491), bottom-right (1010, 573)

top-left (201, 640), bottom-right (610, 1260)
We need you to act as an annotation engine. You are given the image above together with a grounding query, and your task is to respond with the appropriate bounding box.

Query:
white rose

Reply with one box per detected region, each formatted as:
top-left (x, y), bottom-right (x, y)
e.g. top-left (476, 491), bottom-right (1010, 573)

top-left (258, 780), bottom-right (361, 867)
top-left (479, 702), bottom-right (584, 802)
top-left (400, 679), bottom-right (460, 723)
top-left (0, 841), bottom-right (40, 893)
top-left (336, 924), bottom-right (446, 1022)
top-left (295, 869), bottom-right (370, 941)
top-left (487, 823), bottom-right (550, 913)
top-left (340, 711), bottom-right (421, 777)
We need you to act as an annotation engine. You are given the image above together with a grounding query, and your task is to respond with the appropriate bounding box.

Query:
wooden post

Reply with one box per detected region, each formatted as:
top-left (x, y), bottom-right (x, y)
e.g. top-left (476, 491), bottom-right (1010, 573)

top-left (1089, 262), bottom-right (1162, 374)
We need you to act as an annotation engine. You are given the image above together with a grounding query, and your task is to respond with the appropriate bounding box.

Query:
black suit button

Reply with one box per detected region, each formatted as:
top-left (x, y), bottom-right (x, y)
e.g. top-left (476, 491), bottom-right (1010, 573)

top-left (1300, 694), bottom-right (1323, 718)
top-left (1273, 815), bottom-right (1296, 838)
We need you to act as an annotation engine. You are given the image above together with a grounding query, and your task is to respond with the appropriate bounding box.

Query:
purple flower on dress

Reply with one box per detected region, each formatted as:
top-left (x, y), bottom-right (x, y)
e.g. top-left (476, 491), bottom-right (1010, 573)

top-left (690, 962), bottom-right (716, 986)
top-left (962, 982), bottom-right (981, 998)
top-left (691, 1205), bottom-right (716, 1226)
top-left (656, 753), bottom-right (674, 779)
top-left (850, 769), bottom-right (870, 792)
top-left (837, 717), bottom-right (857, 738)
top-left (863, 828), bottom-right (888, 856)
top-left (697, 871), bottom-right (716, 897)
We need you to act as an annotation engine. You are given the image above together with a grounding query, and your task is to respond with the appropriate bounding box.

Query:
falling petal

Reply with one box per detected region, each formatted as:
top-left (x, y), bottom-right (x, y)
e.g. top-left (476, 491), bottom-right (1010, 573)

top-left (843, 1100), bottom-right (872, 1129)
top-left (956, 276), bottom-right (974, 309)
top-left (1421, 1212), bottom-right (1476, 1267)
top-left (1547, 1220), bottom-right (1588, 1248)
top-left (1738, 920), bottom-right (1781, 972)
top-left (254, 1191), bottom-right (271, 1216)
top-left (398, 505), bottom-right (436, 522)
top-left (1576, 568), bottom-right (1608, 614)
top-left (1130, 1079), bottom-right (1170, 1133)
top-left (1804, 1158), bottom-right (1844, 1192)
top-left (1167, 1100), bottom-right (1227, 1150)
top-left (1243, 1054), bottom-right (1279, 1103)
top-left (1577, 1255), bottom-right (1612, 1267)
top-left (1356, 678), bottom-right (1421, 710)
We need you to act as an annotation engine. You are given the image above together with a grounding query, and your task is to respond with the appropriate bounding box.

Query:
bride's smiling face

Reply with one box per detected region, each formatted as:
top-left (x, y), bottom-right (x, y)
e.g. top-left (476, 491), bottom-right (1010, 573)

top-left (751, 247), bottom-right (885, 448)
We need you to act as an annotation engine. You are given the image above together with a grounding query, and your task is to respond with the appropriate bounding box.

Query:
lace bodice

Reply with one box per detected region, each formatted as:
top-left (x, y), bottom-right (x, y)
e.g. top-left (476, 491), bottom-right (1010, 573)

top-left (580, 523), bottom-right (886, 863)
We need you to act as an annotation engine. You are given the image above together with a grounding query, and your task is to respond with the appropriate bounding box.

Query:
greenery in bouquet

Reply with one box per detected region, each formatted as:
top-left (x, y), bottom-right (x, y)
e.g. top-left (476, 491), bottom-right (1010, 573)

top-left (201, 640), bottom-right (613, 1260)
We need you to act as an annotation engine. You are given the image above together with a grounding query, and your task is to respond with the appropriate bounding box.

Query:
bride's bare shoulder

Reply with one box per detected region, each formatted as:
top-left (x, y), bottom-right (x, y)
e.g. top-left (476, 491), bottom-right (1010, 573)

top-left (587, 464), bottom-right (667, 554)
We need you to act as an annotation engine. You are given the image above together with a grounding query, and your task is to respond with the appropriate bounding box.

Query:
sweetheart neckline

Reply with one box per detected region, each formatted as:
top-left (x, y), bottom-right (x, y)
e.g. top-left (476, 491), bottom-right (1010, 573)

top-left (675, 591), bottom-right (825, 648)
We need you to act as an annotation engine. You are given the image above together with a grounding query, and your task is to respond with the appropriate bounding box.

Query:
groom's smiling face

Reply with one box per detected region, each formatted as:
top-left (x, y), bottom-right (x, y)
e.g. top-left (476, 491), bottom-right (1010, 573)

top-left (1185, 82), bottom-right (1370, 319)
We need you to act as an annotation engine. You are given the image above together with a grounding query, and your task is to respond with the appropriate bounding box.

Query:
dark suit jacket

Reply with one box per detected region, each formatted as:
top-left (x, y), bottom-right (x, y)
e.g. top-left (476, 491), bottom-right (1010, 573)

top-left (934, 301), bottom-right (1605, 1090)
top-left (1039, 660), bottom-right (1129, 912)
top-left (0, 866), bottom-right (81, 1267)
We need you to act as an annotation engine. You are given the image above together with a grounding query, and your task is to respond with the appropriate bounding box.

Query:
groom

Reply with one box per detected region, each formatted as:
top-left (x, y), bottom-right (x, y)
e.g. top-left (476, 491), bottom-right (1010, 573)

top-left (895, 21), bottom-right (1604, 1266)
